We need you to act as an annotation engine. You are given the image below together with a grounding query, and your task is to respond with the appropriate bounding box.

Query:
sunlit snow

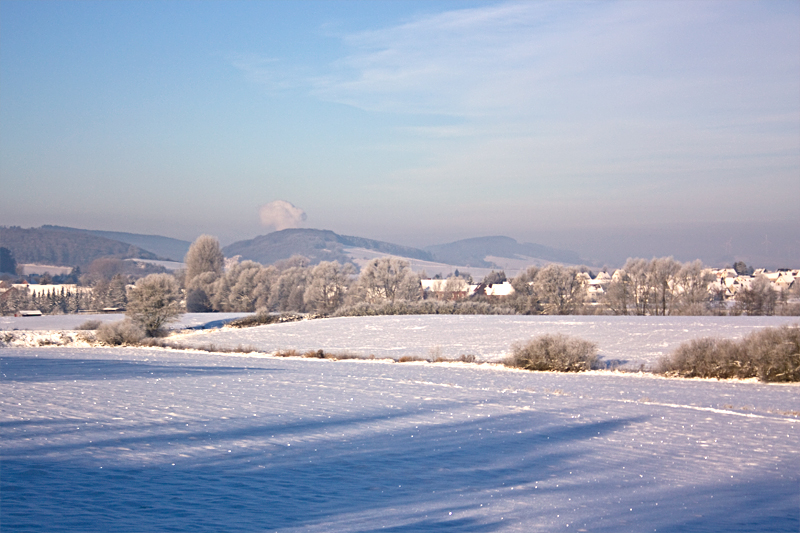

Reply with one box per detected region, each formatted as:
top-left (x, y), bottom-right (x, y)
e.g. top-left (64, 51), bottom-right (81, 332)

top-left (171, 314), bottom-right (799, 370)
top-left (1, 315), bottom-right (798, 531)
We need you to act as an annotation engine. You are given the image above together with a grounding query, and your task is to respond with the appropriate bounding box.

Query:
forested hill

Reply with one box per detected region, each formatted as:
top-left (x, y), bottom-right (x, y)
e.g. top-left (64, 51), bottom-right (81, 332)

top-left (0, 226), bottom-right (159, 266)
top-left (223, 228), bottom-right (434, 266)
top-left (44, 225), bottom-right (191, 262)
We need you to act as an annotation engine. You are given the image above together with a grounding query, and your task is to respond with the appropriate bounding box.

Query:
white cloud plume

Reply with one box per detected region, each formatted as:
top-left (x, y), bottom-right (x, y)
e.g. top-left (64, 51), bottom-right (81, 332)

top-left (258, 200), bottom-right (307, 231)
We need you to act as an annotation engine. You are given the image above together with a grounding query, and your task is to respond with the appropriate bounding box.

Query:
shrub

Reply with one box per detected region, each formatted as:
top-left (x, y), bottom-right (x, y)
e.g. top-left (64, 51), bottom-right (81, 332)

top-left (96, 320), bottom-right (145, 346)
top-left (658, 338), bottom-right (752, 379)
top-left (227, 312), bottom-right (306, 328)
top-left (76, 319), bottom-right (102, 330)
top-left (505, 334), bottom-right (599, 372)
top-left (658, 325), bottom-right (800, 382)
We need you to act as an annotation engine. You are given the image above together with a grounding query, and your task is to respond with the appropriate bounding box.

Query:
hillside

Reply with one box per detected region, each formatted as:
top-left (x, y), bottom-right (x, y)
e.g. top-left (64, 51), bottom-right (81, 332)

top-left (44, 225), bottom-right (191, 262)
top-left (223, 229), bottom-right (434, 266)
top-left (0, 226), bottom-right (159, 267)
top-left (425, 236), bottom-right (584, 268)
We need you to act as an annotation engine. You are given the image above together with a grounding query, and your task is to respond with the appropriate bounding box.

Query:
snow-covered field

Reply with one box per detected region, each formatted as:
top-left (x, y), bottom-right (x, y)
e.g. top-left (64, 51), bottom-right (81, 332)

top-left (171, 314), bottom-right (800, 370)
top-left (0, 312), bottom-right (250, 332)
top-left (1, 345), bottom-right (798, 532)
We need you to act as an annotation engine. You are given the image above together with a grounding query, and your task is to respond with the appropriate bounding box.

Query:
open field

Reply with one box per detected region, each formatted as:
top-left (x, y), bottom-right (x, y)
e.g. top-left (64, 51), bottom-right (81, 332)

top-left (2, 340), bottom-right (799, 532)
top-left (170, 315), bottom-right (799, 370)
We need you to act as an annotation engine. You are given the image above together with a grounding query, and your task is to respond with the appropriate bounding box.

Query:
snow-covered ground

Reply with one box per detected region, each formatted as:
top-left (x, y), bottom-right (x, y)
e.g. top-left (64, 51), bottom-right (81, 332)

top-left (170, 314), bottom-right (800, 370)
top-left (0, 312), bottom-right (250, 332)
top-left (1, 346), bottom-right (797, 532)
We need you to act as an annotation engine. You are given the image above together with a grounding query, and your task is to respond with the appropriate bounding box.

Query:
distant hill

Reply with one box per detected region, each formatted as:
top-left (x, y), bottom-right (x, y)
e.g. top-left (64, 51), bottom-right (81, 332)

top-left (0, 226), bottom-right (159, 267)
top-left (223, 229), bottom-right (434, 266)
top-left (425, 236), bottom-right (584, 268)
top-left (44, 225), bottom-right (192, 262)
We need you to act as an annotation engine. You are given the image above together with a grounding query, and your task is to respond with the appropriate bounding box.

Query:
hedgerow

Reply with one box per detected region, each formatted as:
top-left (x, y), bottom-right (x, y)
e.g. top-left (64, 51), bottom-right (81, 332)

top-left (658, 325), bottom-right (800, 382)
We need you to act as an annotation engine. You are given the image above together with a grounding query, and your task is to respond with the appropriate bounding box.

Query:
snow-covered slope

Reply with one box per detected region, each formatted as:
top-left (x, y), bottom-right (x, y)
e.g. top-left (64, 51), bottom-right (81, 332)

top-left (1, 346), bottom-right (797, 532)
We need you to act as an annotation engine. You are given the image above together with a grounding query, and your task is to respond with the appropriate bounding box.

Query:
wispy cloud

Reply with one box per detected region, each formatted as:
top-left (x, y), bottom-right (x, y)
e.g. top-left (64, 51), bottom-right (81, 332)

top-left (232, 1), bottom-right (799, 233)
top-left (307, 1), bottom-right (798, 127)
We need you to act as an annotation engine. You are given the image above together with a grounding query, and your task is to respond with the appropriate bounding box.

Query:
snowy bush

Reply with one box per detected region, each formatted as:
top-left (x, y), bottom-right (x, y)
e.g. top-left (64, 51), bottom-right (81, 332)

top-left (658, 325), bottom-right (800, 382)
top-left (505, 334), bottom-right (599, 372)
top-left (96, 320), bottom-right (145, 346)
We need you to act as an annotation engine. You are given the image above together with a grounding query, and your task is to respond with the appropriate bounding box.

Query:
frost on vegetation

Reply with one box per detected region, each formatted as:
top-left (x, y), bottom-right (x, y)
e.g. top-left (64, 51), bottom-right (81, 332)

top-left (658, 325), bottom-right (800, 382)
top-left (333, 300), bottom-right (515, 317)
top-left (225, 312), bottom-right (313, 329)
top-left (75, 319), bottom-right (102, 330)
top-left (0, 330), bottom-right (94, 348)
top-left (96, 319), bottom-right (146, 346)
top-left (505, 333), bottom-right (600, 372)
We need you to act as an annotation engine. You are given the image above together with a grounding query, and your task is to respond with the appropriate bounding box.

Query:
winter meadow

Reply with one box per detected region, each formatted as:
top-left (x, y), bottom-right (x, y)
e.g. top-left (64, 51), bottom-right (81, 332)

top-left (1, 234), bottom-right (799, 531)
top-left (3, 2), bottom-right (800, 531)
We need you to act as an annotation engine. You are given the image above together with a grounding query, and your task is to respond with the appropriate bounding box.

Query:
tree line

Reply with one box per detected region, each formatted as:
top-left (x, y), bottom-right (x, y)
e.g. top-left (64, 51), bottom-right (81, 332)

top-left (2, 234), bottom-right (796, 317)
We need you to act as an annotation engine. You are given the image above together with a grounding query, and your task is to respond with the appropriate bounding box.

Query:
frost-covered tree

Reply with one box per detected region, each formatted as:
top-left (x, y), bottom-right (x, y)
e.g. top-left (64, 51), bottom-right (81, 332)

top-left (534, 264), bottom-right (584, 315)
top-left (107, 274), bottom-right (129, 309)
top-left (603, 270), bottom-right (631, 315)
top-left (672, 260), bottom-right (713, 315)
top-left (735, 275), bottom-right (777, 316)
top-left (227, 261), bottom-right (263, 312)
top-left (253, 265), bottom-right (278, 311)
top-left (126, 273), bottom-right (183, 336)
top-left (649, 257), bottom-right (681, 316)
top-left (270, 266), bottom-right (309, 312)
top-left (354, 257), bottom-right (420, 303)
top-left (304, 261), bottom-right (355, 313)
top-left (509, 266), bottom-right (540, 314)
top-left (619, 258), bottom-right (652, 315)
top-left (184, 235), bottom-right (224, 288)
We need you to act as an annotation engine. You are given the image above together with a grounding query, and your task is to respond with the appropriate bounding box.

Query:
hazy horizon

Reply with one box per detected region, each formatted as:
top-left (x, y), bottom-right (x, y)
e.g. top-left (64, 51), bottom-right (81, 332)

top-left (2, 1), bottom-right (798, 268)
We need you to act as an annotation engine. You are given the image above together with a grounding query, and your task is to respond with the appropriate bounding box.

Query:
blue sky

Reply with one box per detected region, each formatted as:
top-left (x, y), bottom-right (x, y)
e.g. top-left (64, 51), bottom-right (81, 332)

top-left (1, 1), bottom-right (798, 266)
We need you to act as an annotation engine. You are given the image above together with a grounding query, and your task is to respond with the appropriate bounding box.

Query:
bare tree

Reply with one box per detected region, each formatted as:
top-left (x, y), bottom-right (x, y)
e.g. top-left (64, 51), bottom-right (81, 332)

top-left (603, 270), bottom-right (631, 315)
top-left (126, 273), bottom-right (183, 336)
top-left (735, 275), bottom-right (777, 315)
top-left (619, 258), bottom-right (652, 315)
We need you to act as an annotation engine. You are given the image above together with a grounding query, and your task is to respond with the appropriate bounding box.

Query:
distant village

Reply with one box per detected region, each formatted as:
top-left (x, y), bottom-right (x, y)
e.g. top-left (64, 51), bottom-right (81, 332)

top-left (423, 267), bottom-right (797, 301)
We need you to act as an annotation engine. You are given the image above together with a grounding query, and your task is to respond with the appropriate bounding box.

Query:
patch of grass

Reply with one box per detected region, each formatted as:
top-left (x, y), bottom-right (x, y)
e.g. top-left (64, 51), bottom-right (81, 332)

top-left (398, 355), bottom-right (425, 363)
top-left (504, 333), bottom-right (599, 372)
top-left (658, 324), bottom-right (800, 382)
top-left (76, 319), bottom-right (102, 330)
top-left (430, 353), bottom-right (479, 364)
